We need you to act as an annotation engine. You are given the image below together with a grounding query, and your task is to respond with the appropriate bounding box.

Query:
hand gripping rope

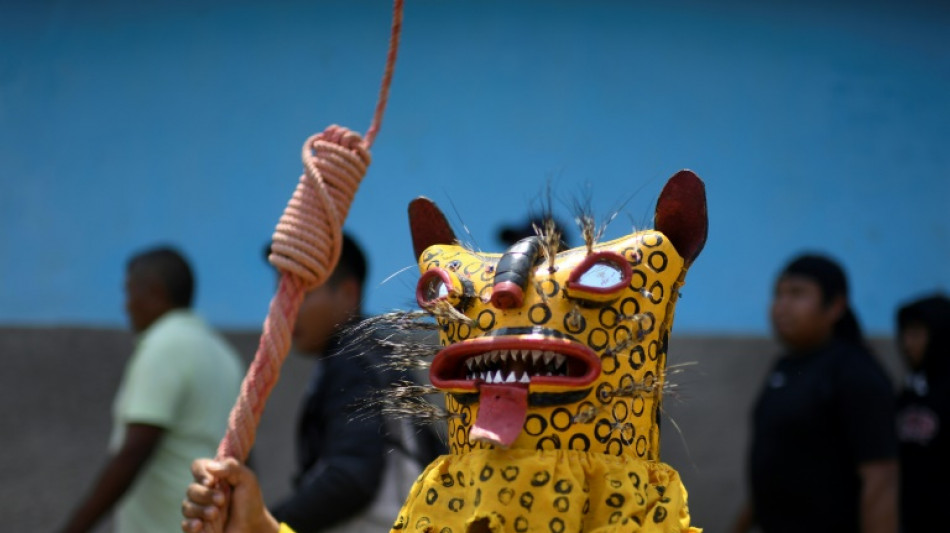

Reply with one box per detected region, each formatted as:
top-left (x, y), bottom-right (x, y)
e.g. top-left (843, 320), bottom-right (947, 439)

top-left (216, 0), bottom-right (404, 462)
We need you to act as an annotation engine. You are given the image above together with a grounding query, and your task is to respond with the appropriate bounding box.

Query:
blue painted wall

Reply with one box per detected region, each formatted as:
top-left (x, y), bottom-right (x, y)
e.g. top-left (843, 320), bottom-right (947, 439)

top-left (2, 0), bottom-right (948, 333)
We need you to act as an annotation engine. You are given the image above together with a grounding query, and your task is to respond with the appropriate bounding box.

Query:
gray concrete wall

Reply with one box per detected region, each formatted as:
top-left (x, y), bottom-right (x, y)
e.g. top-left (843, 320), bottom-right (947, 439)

top-left (0, 327), bottom-right (902, 532)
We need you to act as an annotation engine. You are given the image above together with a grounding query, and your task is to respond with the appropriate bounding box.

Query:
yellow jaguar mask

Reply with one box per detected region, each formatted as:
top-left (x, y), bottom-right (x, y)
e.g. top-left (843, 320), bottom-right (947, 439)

top-left (394, 170), bottom-right (707, 533)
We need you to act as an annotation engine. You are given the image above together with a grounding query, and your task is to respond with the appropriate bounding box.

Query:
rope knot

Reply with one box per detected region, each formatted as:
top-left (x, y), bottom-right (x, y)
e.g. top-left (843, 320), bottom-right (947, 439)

top-left (269, 124), bottom-right (372, 290)
top-left (319, 124), bottom-right (370, 152)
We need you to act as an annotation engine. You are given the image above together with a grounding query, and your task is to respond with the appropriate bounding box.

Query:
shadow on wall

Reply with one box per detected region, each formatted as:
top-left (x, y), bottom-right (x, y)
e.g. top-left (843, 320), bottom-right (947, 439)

top-left (0, 327), bottom-right (901, 532)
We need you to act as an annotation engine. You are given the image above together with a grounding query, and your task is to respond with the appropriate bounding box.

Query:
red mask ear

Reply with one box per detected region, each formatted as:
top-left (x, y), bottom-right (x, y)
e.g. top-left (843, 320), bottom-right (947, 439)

top-left (654, 170), bottom-right (708, 266)
top-left (408, 197), bottom-right (458, 259)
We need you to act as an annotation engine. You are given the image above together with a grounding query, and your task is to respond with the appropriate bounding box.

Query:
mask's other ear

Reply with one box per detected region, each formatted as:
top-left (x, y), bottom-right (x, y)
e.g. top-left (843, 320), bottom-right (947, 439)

top-left (408, 197), bottom-right (458, 259)
top-left (654, 170), bottom-right (708, 266)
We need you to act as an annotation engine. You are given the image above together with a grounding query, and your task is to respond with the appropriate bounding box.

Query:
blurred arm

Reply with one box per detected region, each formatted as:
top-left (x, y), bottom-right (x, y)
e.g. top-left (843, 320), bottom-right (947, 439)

top-left (859, 459), bottom-right (898, 533)
top-left (60, 423), bottom-right (164, 533)
top-left (731, 501), bottom-right (755, 533)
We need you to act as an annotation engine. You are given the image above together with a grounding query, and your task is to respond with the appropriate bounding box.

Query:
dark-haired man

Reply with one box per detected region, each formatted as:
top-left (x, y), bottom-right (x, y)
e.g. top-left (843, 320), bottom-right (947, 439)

top-left (268, 233), bottom-right (443, 533)
top-left (61, 246), bottom-right (244, 533)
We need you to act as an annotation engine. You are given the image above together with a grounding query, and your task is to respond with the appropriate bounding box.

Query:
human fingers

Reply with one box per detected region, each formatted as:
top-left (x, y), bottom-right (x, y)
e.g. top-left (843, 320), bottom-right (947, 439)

top-left (182, 492), bottom-right (220, 519)
top-left (204, 457), bottom-right (247, 486)
top-left (180, 516), bottom-right (218, 533)
top-left (185, 481), bottom-right (226, 508)
top-left (206, 461), bottom-right (276, 532)
top-left (181, 494), bottom-right (224, 533)
top-left (182, 467), bottom-right (229, 533)
top-left (191, 457), bottom-right (246, 489)
top-left (181, 517), bottom-right (201, 533)
top-left (190, 457), bottom-right (220, 487)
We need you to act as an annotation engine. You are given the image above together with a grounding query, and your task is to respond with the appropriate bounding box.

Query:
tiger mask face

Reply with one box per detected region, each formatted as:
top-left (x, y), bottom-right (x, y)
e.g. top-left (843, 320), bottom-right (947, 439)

top-left (408, 170), bottom-right (707, 460)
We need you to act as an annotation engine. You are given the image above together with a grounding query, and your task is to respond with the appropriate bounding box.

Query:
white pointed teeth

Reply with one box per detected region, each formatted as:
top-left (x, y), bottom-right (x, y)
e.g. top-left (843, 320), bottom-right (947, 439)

top-left (463, 348), bottom-right (571, 381)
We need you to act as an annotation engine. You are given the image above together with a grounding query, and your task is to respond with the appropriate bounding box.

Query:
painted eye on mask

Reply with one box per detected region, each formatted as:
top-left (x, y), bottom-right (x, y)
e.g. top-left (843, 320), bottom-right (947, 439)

top-left (416, 268), bottom-right (473, 310)
top-left (565, 251), bottom-right (632, 304)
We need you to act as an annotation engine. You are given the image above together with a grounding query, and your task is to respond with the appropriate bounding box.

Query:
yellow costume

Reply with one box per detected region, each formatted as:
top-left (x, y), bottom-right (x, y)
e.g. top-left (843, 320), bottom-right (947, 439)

top-left (394, 170), bottom-right (708, 533)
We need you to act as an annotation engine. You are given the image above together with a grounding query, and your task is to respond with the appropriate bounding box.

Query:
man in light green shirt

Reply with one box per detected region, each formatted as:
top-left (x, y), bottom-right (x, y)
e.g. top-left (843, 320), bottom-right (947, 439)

top-left (61, 246), bottom-right (244, 533)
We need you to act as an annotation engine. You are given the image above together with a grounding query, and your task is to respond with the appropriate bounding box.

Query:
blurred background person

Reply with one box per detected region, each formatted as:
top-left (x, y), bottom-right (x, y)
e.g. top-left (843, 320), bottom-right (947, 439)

top-left (61, 246), bottom-right (244, 533)
top-left (267, 233), bottom-right (442, 533)
top-left (894, 293), bottom-right (950, 533)
top-left (732, 253), bottom-right (898, 533)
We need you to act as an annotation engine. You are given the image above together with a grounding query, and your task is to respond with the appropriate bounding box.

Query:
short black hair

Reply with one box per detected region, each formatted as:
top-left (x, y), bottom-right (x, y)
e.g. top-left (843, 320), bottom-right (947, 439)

top-left (127, 246), bottom-right (195, 308)
top-left (264, 232), bottom-right (368, 289)
top-left (328, 233), bottom-right (368, 288)
top-left (897, 293), bottom-right (950, 378)
top-left (497, 216), bottom-right (573, 250)
top-left (780, 253), bottom-right (849, 305)
top-left (779, 253), bottom-right (863, 345)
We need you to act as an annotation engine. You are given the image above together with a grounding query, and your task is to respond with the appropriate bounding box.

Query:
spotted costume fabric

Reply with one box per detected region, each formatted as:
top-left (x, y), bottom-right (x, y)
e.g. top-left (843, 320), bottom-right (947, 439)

top-left (391, 171), bottom-right (708, 533)
top-left (395, 449), bottom-right (693, 533)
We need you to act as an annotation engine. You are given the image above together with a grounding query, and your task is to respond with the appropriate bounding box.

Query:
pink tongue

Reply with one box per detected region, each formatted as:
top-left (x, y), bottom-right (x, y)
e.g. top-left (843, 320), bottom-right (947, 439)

top-left (470, 384), bottom-right (529, 448)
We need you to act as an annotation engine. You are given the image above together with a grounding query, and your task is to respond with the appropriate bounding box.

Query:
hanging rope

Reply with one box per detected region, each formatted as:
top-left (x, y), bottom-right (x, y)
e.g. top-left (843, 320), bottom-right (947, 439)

top-left (216, 0), bottom-right (405, 462)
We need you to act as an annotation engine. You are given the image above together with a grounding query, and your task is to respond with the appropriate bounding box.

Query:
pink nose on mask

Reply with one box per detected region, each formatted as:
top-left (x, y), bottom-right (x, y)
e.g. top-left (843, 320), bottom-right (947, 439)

top-left (490, 281), bottom-right (524, 309)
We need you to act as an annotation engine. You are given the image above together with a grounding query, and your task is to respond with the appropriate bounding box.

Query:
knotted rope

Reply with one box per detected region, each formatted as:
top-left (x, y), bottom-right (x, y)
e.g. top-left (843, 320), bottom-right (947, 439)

top-left (216, 0), bottom-right (404, 462)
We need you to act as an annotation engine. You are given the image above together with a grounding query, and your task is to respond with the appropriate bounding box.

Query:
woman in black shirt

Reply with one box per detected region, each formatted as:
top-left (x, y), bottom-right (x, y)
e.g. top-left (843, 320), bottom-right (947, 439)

top-left (733, 254), bottom-right (898, 533)
top-left (894, 294), bottom-right (950, 533)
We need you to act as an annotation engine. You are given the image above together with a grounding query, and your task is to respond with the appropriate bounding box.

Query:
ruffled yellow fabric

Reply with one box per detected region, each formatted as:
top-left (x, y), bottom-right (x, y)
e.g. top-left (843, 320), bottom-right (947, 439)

top-left (391, 449), bottom-right (699, 533)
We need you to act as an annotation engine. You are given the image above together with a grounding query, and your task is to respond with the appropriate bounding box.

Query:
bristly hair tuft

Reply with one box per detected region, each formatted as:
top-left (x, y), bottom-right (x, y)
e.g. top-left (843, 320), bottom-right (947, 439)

top-left (352, 381), bottom-right (450, 425)
top-left (531, 184), bottom-right (563, 272)
top-left (340, 310), bottom-right (440, 344)
top-left (536, 217), bottom-right (562, 273)
top-left (570, 181), bottom-right (647, 254)
top-left (571, 190), bottom-right (602, 254)
top-left (422, 299), bottom-right (473, 325)
top-left (337, 312), bottom-right (447, 426)
top-left (337, 312), bottom-right (443, 371)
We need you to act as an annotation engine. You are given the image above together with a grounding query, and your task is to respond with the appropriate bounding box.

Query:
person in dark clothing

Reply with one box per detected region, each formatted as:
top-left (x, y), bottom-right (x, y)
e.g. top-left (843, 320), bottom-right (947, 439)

top-left (267, 233), bottom-right (442, 533)
top-left (183, 234), bottom-right (438, 533)
top-left (894, 293), bottom-right (950, 533)
top-left (181, 234), bottom-right (443, 533)
top-left (732, 254), bottom-right (898, 533)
